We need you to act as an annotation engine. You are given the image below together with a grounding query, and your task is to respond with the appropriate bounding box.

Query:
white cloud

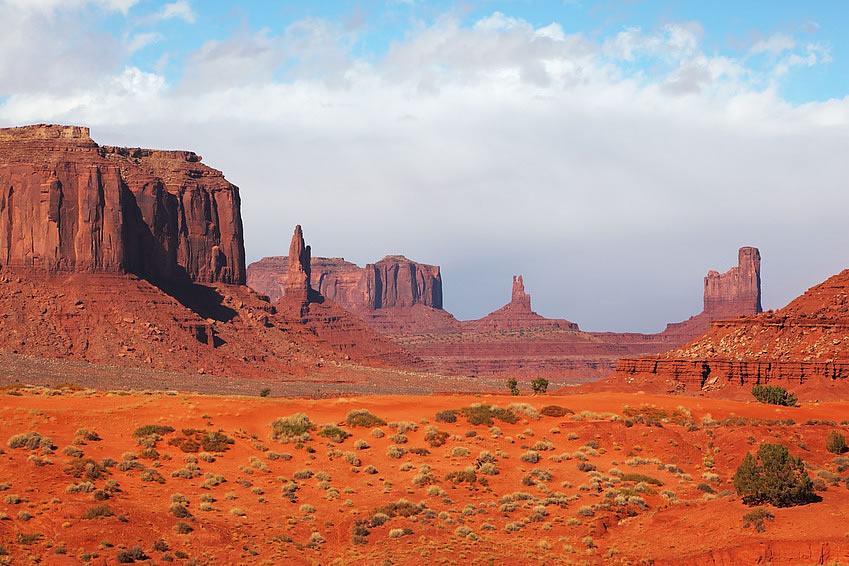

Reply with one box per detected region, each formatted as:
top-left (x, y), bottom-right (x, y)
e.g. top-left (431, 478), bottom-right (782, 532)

top-left (750, 33), bottom-right (795, 55)
top-left (158, 0), bottom-right (195, 24)
top-left (128, 31), bottom-right (163, 53)
top-left (1, 0), bottom-right (139, 15)
top-left (0, 11), bottom-right (845, 331)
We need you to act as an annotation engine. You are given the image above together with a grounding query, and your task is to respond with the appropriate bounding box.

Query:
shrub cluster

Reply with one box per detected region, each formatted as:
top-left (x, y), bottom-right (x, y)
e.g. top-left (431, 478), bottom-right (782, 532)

top-left (751, 385), bottom-right (798, 407)
top-left (733, 443), bottom-right (814, 507)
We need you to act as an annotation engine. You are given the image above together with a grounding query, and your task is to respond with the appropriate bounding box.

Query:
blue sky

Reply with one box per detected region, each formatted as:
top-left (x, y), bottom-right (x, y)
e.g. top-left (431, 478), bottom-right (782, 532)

top-left (0, 0), bottom-right (847, 331)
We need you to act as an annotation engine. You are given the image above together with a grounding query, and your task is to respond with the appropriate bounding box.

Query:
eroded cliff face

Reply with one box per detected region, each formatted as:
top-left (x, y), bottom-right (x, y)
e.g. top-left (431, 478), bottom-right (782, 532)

top-left (0, 124), bottom-right (245, 285)
top-left (248, 253), bottom-right (443, 312)
top-left (615, 268), bottom-right (849, 397)
top-left (704, 246), bottom-right (762, 316)
top-left (662, 247), bottom-right (762, 340)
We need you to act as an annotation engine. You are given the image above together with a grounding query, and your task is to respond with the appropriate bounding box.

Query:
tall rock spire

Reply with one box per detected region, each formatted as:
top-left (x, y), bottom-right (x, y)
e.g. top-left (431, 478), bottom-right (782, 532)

top-left (283, 225), bottom-right (311, 306)
top-left (703, 246), bottom-right (762, 317)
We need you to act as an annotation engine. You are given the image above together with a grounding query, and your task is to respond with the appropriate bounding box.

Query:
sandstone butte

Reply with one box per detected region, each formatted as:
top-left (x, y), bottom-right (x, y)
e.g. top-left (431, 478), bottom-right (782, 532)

top-left (610, 265), bottom-right (849, 400)
top-left (0, 125), bottom-right (414, 383)
top-left (249, 246), bottom-right (764, 382)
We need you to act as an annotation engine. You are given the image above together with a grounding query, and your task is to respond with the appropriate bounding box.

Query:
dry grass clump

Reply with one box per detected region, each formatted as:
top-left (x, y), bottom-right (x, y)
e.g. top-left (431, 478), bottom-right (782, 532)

top-left (370, 428), bottom-right (385, 438)
top-left (387, 445), bottom-right (407, 459)
top-left (64, 458), bottom-right (108, 481)
top-left (345, 410), bottom-right (386, 428)
top-left (318, 425), bottom-right (351, 443)
top-left (353, 439), bottom-right (369, 450)
top-left (508, 403), bottom-right (540, 420)
top-left (81, 505), bottom-right (113, 519)
top-left (520, 450), bottom-right (540, 464)
top-left (293, 469), bottom-right (313, 480)
top-left (8, 432), bottom-right (53, 452)
top-left (621, 473), bottom-right (662, 486)
top-left (445, 467), bottom-right (477, 485)
top-left (389, 421), bottom-right (418, 434)
top-left (424, 426), bottom-right (449, 448)
top-left (451, 446), bottom-right (470, 457)
top-left (460, 404), bottom-right (519, 426)
top-left (270, 414), bottom-right (315, 443)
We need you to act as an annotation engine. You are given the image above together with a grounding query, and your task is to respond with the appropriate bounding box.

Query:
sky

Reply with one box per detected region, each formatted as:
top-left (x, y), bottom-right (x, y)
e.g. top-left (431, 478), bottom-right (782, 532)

top-left (0, 0), bottom-right (847, 332)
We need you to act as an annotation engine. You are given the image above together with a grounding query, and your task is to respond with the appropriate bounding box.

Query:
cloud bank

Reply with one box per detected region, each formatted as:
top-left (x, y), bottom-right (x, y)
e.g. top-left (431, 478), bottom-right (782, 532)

top-left (0, 3), bottom-right (846, 331)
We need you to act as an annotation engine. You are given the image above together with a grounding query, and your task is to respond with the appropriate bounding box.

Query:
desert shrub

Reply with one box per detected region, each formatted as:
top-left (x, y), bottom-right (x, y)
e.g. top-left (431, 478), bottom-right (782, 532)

top-left (424, 427), bottom-right (449, 448)
top-left (506, 378), bottom-right (519, 396)
top-left (520, 450), bottom-right (540, 464)
top-left (697, 483), bottom-right (715, 493)
top-left (75, 429), bottom-right (101, 442)
top-left (446, 468), bottom-right (477, 485)
top-left (389, 421), bottom-right (418, 434)
top-left (451, 446), bottom-right (470, 457)
top-left (751, 385), bottom-right (797, 407)
top-left (460, 404), bottom-right (519, 427)
top-left (259, 388), bottom-right (271, 397)
top-left (363, 465), bottom-right (378, 475)
top-left (531, 378), bottom-right (549, 394)
top-left (741, 508), bottom-right (774, 532)
top-left (64, 458), bottom-right (108, 481)
top-left (82, 505), bottom-right (113, 519)
top-left (576, 505), bottom-right (594, 517)
top-left (434, 410), bottom-right (458, 423)
top-left (169, 502), bottom-right (191, 518)
top-left (480, 462), bottom-right (498, 475)
top-left (371, 498), bottom-right (424, 520)
top-left (387, 445), bottom-right (407, 459)
top-left (270, 414), bottom-right (315, 443)
top-left (8, 432), bottom-right (53, 451)
top-left (508, 403), bottom-right (540, 420)
top-left (140, 469), bottom-right (165, 484)
top-left (343, 451), bottom-right (361, 466)
top-left (352, 439), bottom-right (369, 450)
top-left (733, 443), bottom-right (815, 507)
top-left (132, 425), bottom-right (175, 438)
top-left (370, 428), bottom-right (385, 438)
top-left (621, 473), bottom-right (662, 486)
top-left (152, 539), bottom-right (169, 552)
top-left (389, 433), bottom-right (408, 444)
top-left (346, 410), bottom-right (386, 428)
top-left (174, 521), bottom-right (193, 534)
top-left (826, 430), bottom-right (847, 454)
top-left (540, 405), bottom-right (573, 417)
top-left (318, 425), bottom-right (351, 443)
top-left (293, 469), bottom-right (313, 480)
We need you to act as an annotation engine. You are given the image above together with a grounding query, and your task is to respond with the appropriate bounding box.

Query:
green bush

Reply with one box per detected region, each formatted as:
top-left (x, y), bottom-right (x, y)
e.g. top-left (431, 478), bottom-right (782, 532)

top-left (259, 388), bottom-right (271, 398)
top-left (317, 426), bottom-right (351, 443)
top-left (132, 425), bottom-right (175, 438)
top-left (270, 414), bottom-right (315, 443)
top-left (733, 443), bottom-right (814, 507)
top-left (345, 410), bottom-right (386, 428)
top-left (531, 378), bottom-right (549, 394)
top-left (459, 405), bottom-right (519, 426)
top-left (506, 378), bottom-right (519, 396)
top-left (621, 473), bottom-right (663, 486)
top-left (434, 410), bottom-right (458, 423)
top-left (826, 430), bottom-right (847, 454)
top-left (751, 385), bottom-right (797, 407)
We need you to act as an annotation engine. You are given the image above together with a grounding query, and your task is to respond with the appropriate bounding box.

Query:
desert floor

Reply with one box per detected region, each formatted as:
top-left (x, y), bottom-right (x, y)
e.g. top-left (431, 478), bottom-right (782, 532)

top-left (0, 386), bottom-right (848, 565)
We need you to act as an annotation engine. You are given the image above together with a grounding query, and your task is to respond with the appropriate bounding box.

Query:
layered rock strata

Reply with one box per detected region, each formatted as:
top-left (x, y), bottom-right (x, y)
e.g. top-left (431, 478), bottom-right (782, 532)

top-left (0, 124), bottom-right (245, 285)
top-left (615, 269), bottom-right (849, 397)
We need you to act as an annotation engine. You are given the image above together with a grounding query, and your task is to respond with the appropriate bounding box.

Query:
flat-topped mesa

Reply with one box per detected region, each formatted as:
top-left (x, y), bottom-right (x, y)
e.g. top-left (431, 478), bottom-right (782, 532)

top-left (248, 253), bottom-right (443, 312)
top-left (0, 124), bottom-right (92, 142)
top-left (282, 225), bottom-right (312, 305)
top-left (0, 124), bottom-right (245, 285)
top-left (703, 246), bottom-right (762, 317)
top-left (464, 275), bottom-right (579, 332)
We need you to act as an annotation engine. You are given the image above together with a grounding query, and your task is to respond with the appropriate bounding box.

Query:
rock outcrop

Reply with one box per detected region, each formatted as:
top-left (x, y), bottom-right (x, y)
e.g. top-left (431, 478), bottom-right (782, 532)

top-left (614, 268), bottom-right (849, 398)
top-left (463, 275), bottom-right (579, 332)
top-left (661, 247), bottom-right (762, 339)
top-left (0, 124), bottom-right (245, 285)
top-left (282, 225), bottom-right (311, 306)
top-left (248, 253), bottom-right (444, 312)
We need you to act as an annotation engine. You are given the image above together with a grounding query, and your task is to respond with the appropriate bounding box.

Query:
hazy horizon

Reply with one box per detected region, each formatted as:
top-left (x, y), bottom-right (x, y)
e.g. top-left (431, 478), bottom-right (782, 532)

top-left (1, 0), bottom-right (846, 332)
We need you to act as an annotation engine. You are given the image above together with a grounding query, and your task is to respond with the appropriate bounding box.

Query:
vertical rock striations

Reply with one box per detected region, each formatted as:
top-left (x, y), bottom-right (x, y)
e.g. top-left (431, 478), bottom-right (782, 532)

top-left (0, 124), bottom-right (245, 286)
top-left (282, 225), bottom-right (312, 306)
top-left (703, 246), bottom-right (762, 317)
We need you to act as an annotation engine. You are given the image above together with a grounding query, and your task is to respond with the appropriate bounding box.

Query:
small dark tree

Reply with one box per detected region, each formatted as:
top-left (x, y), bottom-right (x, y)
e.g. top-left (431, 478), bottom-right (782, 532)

top-left (259, 388), bottom-right (271, 398)
top-left (506, 378), bottom-right (519, 396)
top-left (751, 384), bottom-right (797, 407)
top-left (733, 443), bottom-right (815, 507)
top-left (531, 378), bottom-right (549, 395)
top-left (826, 430), bottom-right (847, 454)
